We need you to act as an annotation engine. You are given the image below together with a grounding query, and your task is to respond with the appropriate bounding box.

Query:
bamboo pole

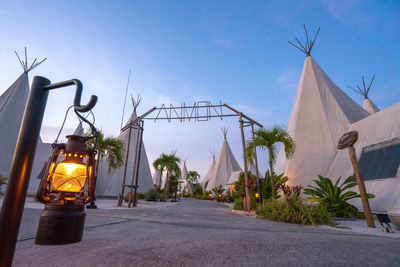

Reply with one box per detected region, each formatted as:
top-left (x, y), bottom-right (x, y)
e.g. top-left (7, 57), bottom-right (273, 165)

top-left (251, 123), bottom-right (262, 204)
top-left (239, 114), bottom-right (251, 211)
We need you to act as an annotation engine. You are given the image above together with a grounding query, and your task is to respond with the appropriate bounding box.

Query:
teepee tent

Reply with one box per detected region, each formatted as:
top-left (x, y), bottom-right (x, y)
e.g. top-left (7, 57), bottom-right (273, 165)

top-left (201, 151), bottom-right (216, 187)
top-left (96, 97), bottom-right (154, 196)
top-left (205, 128), bottom-right (241, 191)
top-left (0, 49), bottom-right (46, 178)
top-left (348, 75), bottom-right (380, 115)
top-left (152, 169), bottom-right (163, 187)
top-left (275, 27), bottom-right (369, 186)
top-left (225, 164), bottom-right (261, 190)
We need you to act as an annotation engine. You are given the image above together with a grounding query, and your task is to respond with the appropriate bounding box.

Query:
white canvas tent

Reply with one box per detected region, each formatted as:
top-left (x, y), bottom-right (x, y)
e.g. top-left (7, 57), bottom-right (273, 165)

top-left (205, 129), bottom-right (241, 191)
top-left (152, 169), bottom-right (163, 187)
top-left (0, 50), bottom-right (46, 178)
top-left (201, 152), bottom-right (216, 187)
top-left (95, 109), bottom-right (154, 196)
top-left (348, 75), bottom-right (380, 115)
top-left (275, 55), bottom-right (369, 186)
top-left (225, 164), bottom-right (260, 189)
top-left (276, 30), bottom-right (400, 214)
top-left (326, 102), bottom-right (400, 214)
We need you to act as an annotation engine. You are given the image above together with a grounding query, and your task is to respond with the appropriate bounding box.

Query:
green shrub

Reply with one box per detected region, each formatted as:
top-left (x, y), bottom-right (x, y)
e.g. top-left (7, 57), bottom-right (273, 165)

top-left (304, 175), bottom-right (375, 218)
top-left (257, 197), bottom-right (334, 225)
top-left (261, 170), bottom-right (288, 200)
top-left (233, 196), bottom-right (258, 210)
top-left (145, 188), bottom-right (159, 201)
top-left (233, 198), bottom-right (244, 210)
top-left (193, 184), bottom-right (203, 196)
top-left (138, 193), bottom-right (146, 199)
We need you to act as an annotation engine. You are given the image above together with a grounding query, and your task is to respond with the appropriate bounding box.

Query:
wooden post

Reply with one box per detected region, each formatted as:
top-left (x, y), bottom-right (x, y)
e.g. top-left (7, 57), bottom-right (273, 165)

top-left (239, 114), bottom-right (251, 212)
top-left (348, 146), bottom-right (375, 228)
top-left (338, 131), bottom-right (375, 228)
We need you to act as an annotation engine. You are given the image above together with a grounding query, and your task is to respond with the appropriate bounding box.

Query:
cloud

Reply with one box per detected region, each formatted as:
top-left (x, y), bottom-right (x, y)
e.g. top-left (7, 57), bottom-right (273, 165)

top-left (277, 67), bottom-right (299, 91)
top-left (320, 0), bottom-right (374, 27)
top-left (214, 37), bottom-right (237, 49)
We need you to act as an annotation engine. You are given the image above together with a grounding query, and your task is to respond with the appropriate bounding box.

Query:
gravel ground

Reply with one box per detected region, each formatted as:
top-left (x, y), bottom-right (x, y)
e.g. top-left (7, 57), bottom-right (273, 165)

top-left (5, 198), bottom-right (400, 266)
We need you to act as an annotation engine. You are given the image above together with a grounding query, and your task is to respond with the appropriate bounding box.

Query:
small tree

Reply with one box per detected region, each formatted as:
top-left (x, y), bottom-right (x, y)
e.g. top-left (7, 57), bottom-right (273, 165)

top-left (153, 152), bottom-right (181, 201)
top-left (246, 126), bottom-right (295, 198)
top-left (187, 171), bottom-right (200, 188)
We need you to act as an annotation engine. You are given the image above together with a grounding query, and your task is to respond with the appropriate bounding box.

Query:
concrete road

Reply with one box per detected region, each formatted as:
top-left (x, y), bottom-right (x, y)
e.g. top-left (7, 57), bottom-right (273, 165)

top-left (12, 199), bottom-right (400, 266)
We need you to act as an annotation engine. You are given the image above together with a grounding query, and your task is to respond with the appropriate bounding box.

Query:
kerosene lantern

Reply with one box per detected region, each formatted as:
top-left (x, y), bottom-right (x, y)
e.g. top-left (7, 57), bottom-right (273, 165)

top-left (35, 135), bottom-right (96, 245)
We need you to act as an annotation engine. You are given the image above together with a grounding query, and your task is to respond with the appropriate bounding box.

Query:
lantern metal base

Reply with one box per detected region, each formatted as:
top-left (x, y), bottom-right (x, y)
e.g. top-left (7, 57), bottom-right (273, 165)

top-left (35, 204), bottom-right (86, 245)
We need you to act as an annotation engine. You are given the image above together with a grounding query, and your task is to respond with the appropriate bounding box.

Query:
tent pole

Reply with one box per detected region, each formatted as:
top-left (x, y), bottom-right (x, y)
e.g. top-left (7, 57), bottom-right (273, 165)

top-left (239, 113), bottom-right (251, 212)
top-left (251, 123), bottom-right (262, 204)
top-left (132, 119), bottom-right (144, 207)
top-left (119, 123), bottom-right (132, 206)
top-left (128, 120), bottom-right (141, 208)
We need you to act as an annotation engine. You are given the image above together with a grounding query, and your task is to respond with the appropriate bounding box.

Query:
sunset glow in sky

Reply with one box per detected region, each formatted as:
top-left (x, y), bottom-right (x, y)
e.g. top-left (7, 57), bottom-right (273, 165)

top-left (0, 0), bottom-right (399, 178)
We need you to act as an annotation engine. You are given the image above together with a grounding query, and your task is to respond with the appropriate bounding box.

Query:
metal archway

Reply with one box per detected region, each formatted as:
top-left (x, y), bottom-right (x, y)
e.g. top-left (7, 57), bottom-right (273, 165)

top-left (119, 101), bottom-right (263, 211)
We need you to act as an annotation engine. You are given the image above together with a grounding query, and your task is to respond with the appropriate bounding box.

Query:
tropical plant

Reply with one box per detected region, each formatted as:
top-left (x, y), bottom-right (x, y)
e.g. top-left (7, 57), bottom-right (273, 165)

top-left (246, 126), bottom-right (295, 198)
top-left (145, 188), bottom-right (160, 201)
top-left (153, 152), bottom-right (181, 201)
top-left (279, 184), bottom-right (303, 199)
top-left (87, 130), bottom-right (125, 186)
top-left (203, 180), bottom-right (209, 192)
top-left (193, 184), bottom-right (203, 196)
top-left (187, 171), bottom-right (200, 186)
top-left (257, 196), bottom-right (334, 226)
top-left (0, 175), bottom-right (8, 194)
top-left (233, 171), bottom-right (257, 198)
top-left (260, 170), bottom-right (288, 200)
top-left (304, 175), bottom-right (375, 218)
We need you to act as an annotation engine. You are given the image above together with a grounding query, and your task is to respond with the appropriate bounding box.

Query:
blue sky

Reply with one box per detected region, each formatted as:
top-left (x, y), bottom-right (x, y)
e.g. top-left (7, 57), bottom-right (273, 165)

top-left (0, 0), bottom-right (399, 178)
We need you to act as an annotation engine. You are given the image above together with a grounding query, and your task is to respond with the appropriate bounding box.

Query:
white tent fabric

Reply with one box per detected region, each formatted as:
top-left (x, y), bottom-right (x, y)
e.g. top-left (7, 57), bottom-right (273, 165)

top-left (201, 155), bottom-right (216, 187)
top-left (326, 102), bottom-right (400, 214)
top-left (181, 161), bottom-right (188, 181)
top-left (95, 111), bottom-right (154, 196)
top-left (152, 169), bottom-right (163, 187)
top-left (73, 121), bottom-right (84, 136)
top-left (0, 73), bottom-right (29, 177)
top-left (205, 136), bottom-right (241, 191)
top-left (225, 164), bottom-right (261, 189)
top-left (182, 182), bottom-right (193, 195)
top-left (363, 98), bottom-right (380, 114)
top-left (275, 56), bottom-right (369, 186)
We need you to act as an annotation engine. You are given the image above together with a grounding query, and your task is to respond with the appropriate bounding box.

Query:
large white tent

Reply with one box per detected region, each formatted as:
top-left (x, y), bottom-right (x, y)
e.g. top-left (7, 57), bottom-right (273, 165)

top-left (201, 152), bottom-right (216, 187)
top-left (274, 55), bottom-right (369, 186)
top-left (152, 169), bottom-right (163, 187)
top-left (205, 130), bottom-right (241, 191)
top-left (276, 34), bottom-right (400, 214)
top-left (95, 110), bottom-right (154, 196)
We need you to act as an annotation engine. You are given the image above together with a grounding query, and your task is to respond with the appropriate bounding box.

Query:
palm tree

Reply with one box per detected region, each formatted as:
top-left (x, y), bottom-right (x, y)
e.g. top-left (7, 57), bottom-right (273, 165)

top-left (153, 153), bottom-right (181, 201)
top-left (86, 129), bottom-right (125, 207)
top-left (246, 125), bottom-right (295, 198)
top-left (186, 171), bottom-right (200, 187)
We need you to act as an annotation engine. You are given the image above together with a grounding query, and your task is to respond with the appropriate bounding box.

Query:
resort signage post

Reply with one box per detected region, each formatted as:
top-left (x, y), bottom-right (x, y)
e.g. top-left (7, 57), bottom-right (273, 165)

top-left (0, 76), bottom-right (97, 266)
top-left (337, 131), bottom-right (375, 228)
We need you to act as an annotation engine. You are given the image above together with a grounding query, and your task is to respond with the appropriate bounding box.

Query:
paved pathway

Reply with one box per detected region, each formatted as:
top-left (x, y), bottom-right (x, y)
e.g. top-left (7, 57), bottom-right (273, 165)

top-left (13, 199), bottom-right (400, 266)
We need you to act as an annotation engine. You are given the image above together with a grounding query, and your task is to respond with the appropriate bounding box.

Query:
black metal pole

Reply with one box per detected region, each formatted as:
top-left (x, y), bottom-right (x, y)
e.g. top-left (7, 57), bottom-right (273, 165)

top-left (0, 76), bottom-right (50, 266)
top-left (251, 123), bottom-right (262, 204)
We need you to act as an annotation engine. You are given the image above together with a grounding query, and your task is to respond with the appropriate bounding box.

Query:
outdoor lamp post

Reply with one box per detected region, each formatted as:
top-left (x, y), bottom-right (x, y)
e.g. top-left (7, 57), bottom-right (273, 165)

top-left (35, 135), bottom-right (96, 245)
top-left (0, 76), bottom-right (97, 266)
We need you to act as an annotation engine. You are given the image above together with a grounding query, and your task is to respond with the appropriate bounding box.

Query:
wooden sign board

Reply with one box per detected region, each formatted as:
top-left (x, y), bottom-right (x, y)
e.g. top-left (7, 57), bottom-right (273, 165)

top-left (338, 131), bottom-right (358, 150)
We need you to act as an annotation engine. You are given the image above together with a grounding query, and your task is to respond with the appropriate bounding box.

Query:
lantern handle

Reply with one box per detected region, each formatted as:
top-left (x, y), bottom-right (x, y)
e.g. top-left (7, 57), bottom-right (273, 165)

top-left (44, 79), bottom-right (97, 113)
